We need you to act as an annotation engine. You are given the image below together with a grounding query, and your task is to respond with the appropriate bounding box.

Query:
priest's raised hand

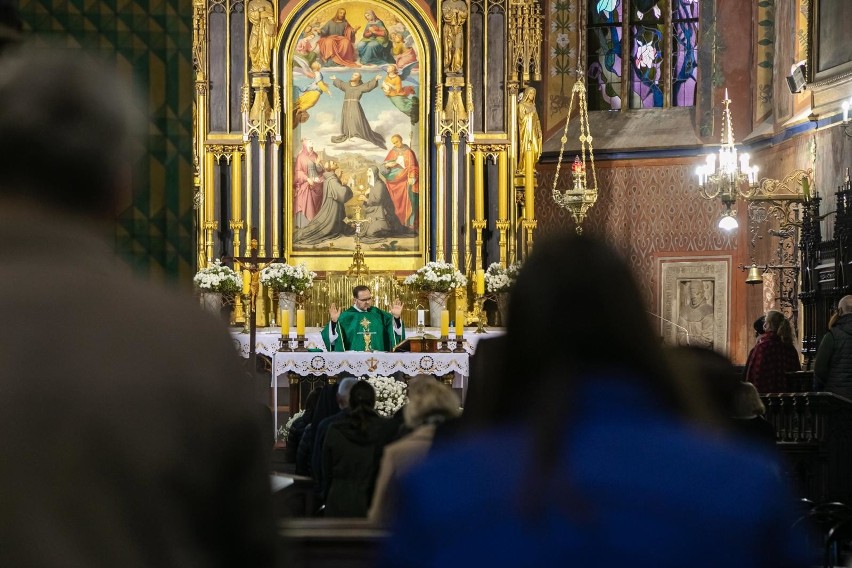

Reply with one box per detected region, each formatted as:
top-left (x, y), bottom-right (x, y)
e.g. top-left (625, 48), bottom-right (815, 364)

top-left (321, 285), bottom-right (406, 351)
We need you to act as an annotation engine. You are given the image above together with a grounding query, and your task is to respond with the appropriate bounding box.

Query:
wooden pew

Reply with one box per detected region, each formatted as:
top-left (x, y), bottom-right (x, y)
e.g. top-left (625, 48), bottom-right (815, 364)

top-left (277, 518), bottom-right (388, 568)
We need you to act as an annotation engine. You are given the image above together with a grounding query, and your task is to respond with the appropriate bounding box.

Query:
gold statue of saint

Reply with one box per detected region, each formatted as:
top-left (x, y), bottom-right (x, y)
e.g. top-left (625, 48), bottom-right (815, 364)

top-left (442, 0), bottom-right (468, 74)
top-left (517, 87), bottom-right (542, 174)
top-left (247, 0), bottom-right (276, 73)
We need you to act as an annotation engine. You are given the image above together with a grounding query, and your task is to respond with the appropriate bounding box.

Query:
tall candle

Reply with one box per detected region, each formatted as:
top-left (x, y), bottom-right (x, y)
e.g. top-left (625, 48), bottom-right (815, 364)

top-left (242, 269), bottom-right (251, 295)
top-left (296, 309), bottom-right (306, 336)
top-left (417, 309), bottom-right (425, 326)
top-left (455, 311), bottom-right (464, 337)
top-left (280, 309), bottom-right (289, 336)
top-left (475, 269), bottom-right (485, 295)
top-left (440, 310), bottom-right (450, 337)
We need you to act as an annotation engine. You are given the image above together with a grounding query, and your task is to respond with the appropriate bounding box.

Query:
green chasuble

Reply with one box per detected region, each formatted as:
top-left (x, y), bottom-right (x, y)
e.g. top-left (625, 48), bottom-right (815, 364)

top-left (321, 306), bottom-right (405, 351)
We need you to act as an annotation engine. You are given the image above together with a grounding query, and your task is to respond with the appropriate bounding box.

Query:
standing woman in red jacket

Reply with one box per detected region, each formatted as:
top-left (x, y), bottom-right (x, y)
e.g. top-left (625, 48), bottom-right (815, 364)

top-left (745, 310), bottom-right (801, 393)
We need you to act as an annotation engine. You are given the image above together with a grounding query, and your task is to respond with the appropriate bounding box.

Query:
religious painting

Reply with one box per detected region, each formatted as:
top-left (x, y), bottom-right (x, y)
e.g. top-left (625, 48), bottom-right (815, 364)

top-left (283, 1), bottom-right (428, 272)
top-left (659, 259), bottom-right (729, 352)
top-left (807, 0), bottom-right (852, 84)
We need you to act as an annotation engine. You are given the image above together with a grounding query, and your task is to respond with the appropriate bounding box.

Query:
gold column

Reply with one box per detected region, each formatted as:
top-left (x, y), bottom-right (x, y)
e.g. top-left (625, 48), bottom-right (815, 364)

top-left (258, 140), bottom-right (267, 257)
top-left (204, 151), bottom-right (217, 266)
top-left (230, 149), bottom-right (244, 258)
top-left (230, 149), bottom-right (246, 325)
top-left (193, 0), bottom-right (208, 270)
top-left (523, 148), bottom-right (537, 256)
top-left (496, 149), bottom-right (510, 266)
top-left (435, 137), bottom-right (446, 260)
top-left (508, 85), bottom-right (519, 264)
top-left (472, 149), bottom-right (485, 270)
top-left (244, 142), bottom-right (253, 255)
top-left (451, 140), bottom-right (460, 267)
top-left (271, 140), bottom-right (281, 258)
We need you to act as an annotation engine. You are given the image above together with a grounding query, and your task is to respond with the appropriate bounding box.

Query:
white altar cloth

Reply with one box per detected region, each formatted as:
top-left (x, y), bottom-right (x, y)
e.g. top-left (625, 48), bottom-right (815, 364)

top-left (272, 351), bottom-right (469, 379)
top-left (231, 327), bottom-right (503, 358)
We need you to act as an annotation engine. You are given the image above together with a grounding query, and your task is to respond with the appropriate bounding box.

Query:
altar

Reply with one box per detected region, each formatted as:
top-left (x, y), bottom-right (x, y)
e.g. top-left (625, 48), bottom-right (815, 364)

top-left (230, 328), bottom-right (504, 431)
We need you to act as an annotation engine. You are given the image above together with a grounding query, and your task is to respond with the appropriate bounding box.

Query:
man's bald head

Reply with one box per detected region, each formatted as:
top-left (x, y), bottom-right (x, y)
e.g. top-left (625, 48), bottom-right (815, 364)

top-left (838, 296), bottom-right (852, 315)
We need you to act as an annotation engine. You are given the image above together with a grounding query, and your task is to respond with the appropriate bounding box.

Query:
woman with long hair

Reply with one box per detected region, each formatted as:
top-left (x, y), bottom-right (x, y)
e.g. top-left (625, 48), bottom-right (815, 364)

top-left (744, 309), bottom-right (801, 393)
top-left (321, 381), bottom-right (396, 517)
top-left (379, 234), bottom-right (807, 567)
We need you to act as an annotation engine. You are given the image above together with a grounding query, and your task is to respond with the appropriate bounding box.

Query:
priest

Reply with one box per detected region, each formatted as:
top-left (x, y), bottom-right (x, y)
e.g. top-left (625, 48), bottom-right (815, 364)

top-left (321, 285), bottom-right (405, 351)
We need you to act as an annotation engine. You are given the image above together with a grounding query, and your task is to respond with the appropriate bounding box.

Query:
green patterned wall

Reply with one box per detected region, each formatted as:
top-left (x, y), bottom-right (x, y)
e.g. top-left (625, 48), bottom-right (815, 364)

top-left (18, 0), bottom-right (195, 282)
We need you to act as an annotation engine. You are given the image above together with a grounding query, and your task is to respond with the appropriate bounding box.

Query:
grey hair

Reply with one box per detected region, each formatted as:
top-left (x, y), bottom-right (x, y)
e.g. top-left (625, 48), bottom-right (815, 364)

top-left (337, 376), bottom-right (358, 407)
top-left (403, 375), bottom-right (461, 428)
top-left (0, 44), bottom-right (143, 215)
top-left (839, 295), bottom-right (852, 315)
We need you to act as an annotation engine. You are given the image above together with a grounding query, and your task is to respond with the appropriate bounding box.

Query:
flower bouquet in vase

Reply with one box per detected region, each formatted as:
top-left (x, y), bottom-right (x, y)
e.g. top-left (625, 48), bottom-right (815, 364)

top-left (484, 262), bottom-right (522, 326)
top-left (193, 259), bottom-right (241, 317)
top-left (260, 262), bottom-right (316, 325)
top-left (403, 261), bottom-right (467, 327)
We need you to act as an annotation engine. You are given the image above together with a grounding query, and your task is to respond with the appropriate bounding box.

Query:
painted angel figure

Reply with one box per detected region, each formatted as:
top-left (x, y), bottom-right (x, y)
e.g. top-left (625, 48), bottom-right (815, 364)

top-left (381, 63), bottom-right (419, 124)
top-left (292, 56), bottom-right (331, 126)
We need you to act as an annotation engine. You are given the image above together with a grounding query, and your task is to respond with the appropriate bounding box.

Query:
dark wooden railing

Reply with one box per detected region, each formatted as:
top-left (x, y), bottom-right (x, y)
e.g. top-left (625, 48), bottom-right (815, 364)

top-left (762, 392), bottom-right (852, 504)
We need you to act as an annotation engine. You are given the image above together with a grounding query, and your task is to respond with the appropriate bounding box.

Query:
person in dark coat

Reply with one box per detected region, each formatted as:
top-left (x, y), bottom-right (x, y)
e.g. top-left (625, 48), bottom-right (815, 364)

top-left (322, 381), bottom-right (396, 517)
top-left (0, 48), bottom-right (275, 566)
top-left (286, 387), bottom-right (321, 463)
top-left (815, 295), bottom-right (852, 400)
top-left (296, 382), bottom-right (343, 476)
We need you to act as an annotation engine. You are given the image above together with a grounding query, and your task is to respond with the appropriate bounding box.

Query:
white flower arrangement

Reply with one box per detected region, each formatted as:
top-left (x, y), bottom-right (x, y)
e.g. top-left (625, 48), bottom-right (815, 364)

top-left (260, 262), bottom-right (316, 294)
top-left (484, 261), bottom-right (522, 294)
top-left (403, 261), bottom-right (468, 293)
top-left (193, 259), bottom-right (241, 295)
top-left (361, 375), bottom-right (408, 417)
top-left (279, 409), bottom-right (304, 441)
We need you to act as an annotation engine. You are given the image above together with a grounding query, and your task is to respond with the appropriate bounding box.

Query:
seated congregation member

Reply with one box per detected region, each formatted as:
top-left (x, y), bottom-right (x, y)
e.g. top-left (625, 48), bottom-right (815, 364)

top-left (297, 381), bottom-right (346, 477)
top-left (379, 234), bottom-right (808, 568)
top-left (321, 285), bottom-right (405, 351)
top-left (286, 387), bottom-right (321, 463)
top-left (0, 48), bottom-right (275, 565)
top-left (312, 376), bottom-right (358, 501)
top-left (730, 381), bottom-right (777, 451)
top-left (322, 381), bottom-right (397, 517)
top-left (369, 376), bottom-right (461, 524)
top-left (814, 295), bottom-right (852, 399)
top-left (744, 310), bottom-right (801, 393)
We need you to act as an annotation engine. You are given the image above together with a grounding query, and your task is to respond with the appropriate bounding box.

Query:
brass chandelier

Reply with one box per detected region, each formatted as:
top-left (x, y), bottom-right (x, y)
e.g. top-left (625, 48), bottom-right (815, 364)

top-left (551, 75), bottom-right (598, 234)
top-left (695, 89), bottom-right (759, 231)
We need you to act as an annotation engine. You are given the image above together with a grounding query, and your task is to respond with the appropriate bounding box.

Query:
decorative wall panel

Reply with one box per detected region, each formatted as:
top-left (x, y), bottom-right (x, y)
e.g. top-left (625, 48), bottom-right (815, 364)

top-left (536, 161), bottom-right (736, 307)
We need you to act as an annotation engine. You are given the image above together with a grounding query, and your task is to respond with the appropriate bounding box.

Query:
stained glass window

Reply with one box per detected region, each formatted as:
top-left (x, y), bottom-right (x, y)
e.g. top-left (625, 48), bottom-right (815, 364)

top-left (585, 0), bottom-right (699, 111)
top-left (671, 0), bottom-right (699, 107)
top-left (587, 0), bottom-right (624, 110)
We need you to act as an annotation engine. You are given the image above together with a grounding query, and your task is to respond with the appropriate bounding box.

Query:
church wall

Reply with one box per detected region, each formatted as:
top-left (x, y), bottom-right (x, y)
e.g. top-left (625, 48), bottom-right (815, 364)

top-left (535, 158), bottom-right (754, 361)
top-left (18, 0), bottom-right (196, 282)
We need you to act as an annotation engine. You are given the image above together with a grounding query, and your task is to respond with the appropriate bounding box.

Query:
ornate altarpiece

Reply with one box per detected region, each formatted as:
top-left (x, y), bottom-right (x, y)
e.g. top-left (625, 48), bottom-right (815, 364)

top-left (191, 0), bottom-right (544, 324)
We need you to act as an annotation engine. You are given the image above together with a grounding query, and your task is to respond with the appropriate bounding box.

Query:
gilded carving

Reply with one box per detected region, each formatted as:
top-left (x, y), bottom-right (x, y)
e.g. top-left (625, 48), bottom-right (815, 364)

top-left (442, 0), bottom-right (468, 75)
top-left (248, 0), bottom-right (276, 73)
top-left (516, 87), bottom-right (541, 174)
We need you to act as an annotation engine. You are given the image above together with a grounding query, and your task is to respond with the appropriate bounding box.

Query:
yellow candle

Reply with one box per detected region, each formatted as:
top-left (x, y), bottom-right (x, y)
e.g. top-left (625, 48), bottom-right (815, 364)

top-left (440, 310), bottom-right (450, 337)
top-left (455, 311), bottom-right (464, 337)
top-left (280, 309), bottom-right (289, 336)
top-left (242, 269), bottom-right (251, 295)
top-left (476, 269), bottom-right (485, 295)
top-left (296, 309), bottom-right (306, 336)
